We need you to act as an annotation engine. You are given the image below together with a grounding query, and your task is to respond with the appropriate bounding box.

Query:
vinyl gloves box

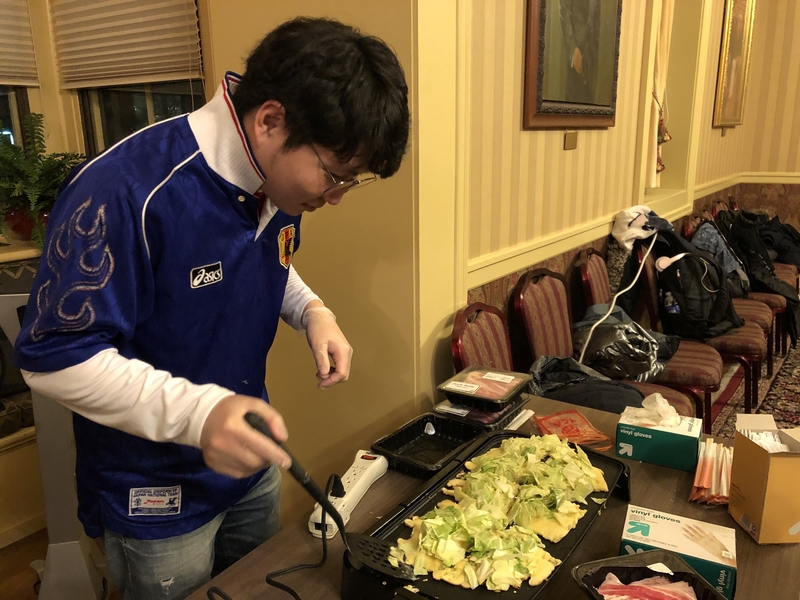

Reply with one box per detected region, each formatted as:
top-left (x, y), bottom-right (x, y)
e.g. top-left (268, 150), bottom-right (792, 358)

top-left (620, 505), bottom-right (737, 600)
top-left (616, 414), bottom-right (702, 472)
top-left (728, 414), bottom-right (800, 544)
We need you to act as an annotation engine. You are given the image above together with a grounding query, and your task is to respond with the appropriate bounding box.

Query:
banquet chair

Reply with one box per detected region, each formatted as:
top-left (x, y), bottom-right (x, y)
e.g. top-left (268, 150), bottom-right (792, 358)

top-left (578, 249), bottom-right (723, 432)
top-left (685, 212), bottom-right (787, 365)
top-left (637, 246), bottom-right (766, 425)
top-left (510, 269), bottom-right (695, 418)
top-left (714, 199), bottom-right (799, 293)
top-left (451, 302), bottom-right (514, 372)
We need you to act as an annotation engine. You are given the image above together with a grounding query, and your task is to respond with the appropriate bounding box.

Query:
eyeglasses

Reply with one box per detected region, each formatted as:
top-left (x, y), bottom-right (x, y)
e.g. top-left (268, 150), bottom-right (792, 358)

top-left (311, 146), bottom-right (377, 195)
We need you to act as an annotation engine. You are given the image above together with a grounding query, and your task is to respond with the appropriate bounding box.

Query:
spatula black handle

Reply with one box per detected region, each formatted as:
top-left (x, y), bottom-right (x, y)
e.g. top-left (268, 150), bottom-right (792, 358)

top-left (244, 412), bottom-right (351, 550)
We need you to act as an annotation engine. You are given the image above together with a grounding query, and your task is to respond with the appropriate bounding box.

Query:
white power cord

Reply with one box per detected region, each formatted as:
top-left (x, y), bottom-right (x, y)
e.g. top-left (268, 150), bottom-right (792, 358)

top-left (578, 233), bottom-right (659, 364)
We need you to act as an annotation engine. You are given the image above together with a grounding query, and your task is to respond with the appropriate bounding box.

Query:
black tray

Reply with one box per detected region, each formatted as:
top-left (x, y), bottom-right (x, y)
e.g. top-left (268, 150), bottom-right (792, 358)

top-left (343, 431), bottom-right (627, 600)
top-left (433, 395), bottom-right (529, 431)
top-left (572, 549), bottom-right (728, 600)
top-left (371, 413), bottom-right (485, 478)
top-left (437, 366), bottom-right (532, 412)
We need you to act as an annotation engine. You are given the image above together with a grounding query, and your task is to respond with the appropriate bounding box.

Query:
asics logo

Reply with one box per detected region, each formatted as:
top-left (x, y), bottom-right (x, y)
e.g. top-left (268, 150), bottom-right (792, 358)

top-left (190, 262), bottom-right (223, 289)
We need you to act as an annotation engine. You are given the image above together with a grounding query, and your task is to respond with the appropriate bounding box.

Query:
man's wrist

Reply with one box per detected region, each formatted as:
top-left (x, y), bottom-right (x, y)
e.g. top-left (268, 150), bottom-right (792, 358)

top-left (301, 306), bottom-right (336, 329)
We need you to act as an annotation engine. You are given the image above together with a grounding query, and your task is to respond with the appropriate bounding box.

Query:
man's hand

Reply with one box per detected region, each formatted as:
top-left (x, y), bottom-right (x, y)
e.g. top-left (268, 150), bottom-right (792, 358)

top-left (303, 306), bottom-right (353, 388)
top-left (200, 395), bottom-right (291, 478)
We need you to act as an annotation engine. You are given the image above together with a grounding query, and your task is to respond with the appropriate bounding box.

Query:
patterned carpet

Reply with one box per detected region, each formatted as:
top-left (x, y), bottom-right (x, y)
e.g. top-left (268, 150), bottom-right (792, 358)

top-left (712, 347), bottom-right (800, 438)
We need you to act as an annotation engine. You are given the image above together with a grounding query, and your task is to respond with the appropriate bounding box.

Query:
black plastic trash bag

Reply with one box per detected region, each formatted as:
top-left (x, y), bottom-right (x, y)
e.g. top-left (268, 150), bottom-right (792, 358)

top-left (573, 305), bottom-right (665, 382)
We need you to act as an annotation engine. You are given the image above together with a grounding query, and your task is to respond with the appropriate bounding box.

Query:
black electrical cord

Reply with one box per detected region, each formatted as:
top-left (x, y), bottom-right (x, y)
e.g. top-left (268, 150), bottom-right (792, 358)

top-left (206, 587), bottom-right (234, 600)
top-left (206, 474), bottom-right (339, 600)
top-left (264, 474), bottom-right (339, 600)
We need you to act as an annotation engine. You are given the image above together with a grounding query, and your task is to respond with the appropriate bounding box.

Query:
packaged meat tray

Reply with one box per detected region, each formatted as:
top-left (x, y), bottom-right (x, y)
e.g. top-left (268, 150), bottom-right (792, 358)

top-left (571, 549), bottom-right (728, 600)
top-left (437, 365), bottom-right (532, 411)
top-left (433, 395), bottom-right (528, 430)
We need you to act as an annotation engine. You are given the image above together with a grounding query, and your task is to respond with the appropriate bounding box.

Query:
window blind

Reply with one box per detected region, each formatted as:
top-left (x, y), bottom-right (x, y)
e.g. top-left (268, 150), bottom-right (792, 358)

top-left (50, 0), bottom-right (203, 89)
top-left (0, 0), bottom-right (40, 86)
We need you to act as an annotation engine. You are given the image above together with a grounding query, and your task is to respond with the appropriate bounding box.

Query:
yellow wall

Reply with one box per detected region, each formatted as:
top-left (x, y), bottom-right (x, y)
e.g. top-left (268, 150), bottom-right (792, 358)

top-left (695, 0), bottom-right (800, 190)
top-left (200, 0), bottom-right (420, 522)
top-left (0, 432), bottom-right (46, 549)
top-left (466, 0), bottom-right (647, 261)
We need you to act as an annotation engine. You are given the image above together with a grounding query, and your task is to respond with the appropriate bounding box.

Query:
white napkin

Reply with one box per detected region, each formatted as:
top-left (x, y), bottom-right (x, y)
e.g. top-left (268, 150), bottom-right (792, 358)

top-left (620, 393), bottom-right (682, 428)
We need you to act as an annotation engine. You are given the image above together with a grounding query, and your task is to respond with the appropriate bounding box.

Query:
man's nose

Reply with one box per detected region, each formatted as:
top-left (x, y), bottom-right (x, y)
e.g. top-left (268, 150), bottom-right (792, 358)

top-left (324, 189), bottom-right (347, 205)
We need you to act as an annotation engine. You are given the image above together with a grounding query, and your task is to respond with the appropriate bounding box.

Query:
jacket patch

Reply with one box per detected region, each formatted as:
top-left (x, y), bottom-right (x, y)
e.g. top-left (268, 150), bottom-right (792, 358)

top-left (190, 261), bottom-right (223, 288)
top-left (129, 486), bottom-right (181, 516)
top-left (278, 225), bottom-right (296, 269)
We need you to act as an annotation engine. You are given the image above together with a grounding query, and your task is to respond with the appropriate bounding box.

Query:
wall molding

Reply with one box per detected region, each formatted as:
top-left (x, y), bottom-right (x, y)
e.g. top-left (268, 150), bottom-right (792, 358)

top-left (0, 513), bottom-right (46, 550)
top-left (0, 427), bottom-right (36, 457)
top-left (694, 173), bottom-right (800, 199)
top-left (466, 192), bottom-right (690, 289)
top-left (467, 171), bottom-right (800, 290)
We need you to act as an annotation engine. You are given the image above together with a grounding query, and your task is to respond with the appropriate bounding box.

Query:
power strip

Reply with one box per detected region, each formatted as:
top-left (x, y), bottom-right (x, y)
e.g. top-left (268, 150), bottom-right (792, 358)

top-left (308, 450), bottom-right (388, 539)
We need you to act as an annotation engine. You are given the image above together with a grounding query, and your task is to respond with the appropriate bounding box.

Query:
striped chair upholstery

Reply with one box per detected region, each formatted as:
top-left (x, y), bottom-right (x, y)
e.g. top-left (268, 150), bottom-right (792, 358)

top-left (452, 303), bottom-right (514, 372)
top-left (519, 275), bottom-right (574, 360)
top-left (749, 291), bottom-right (789, 359)
top-left (704, 322), bottom-right (768, 355)
top-left (511, 269), bottom-right (695, 418)
top-left (730, 297), bottom-right (774, 375)
top-left (731, 298), bottom-right (773, 331)
top-left (774, 263), bottom-right (799, 292)
top-left (774, 262), bottom-right (798, 277)
top-left (748, 292), bottom-right (787, 309)
top-left (583, 252), bottom-right (612, 305)
top-left (654, 340), bottom-right (723, 387)
top-left (639, 250), bottom-right (660, 331)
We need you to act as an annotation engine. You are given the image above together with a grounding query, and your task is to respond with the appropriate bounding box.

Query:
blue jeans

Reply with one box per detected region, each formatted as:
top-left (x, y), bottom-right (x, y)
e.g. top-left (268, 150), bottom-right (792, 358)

top-left (104, 467), bottom-right (281, 600)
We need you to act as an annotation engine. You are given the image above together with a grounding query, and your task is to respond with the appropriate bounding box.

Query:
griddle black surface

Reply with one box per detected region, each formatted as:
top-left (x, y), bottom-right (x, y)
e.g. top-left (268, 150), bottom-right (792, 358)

top-left (341, 431), bottom-right (628, 600)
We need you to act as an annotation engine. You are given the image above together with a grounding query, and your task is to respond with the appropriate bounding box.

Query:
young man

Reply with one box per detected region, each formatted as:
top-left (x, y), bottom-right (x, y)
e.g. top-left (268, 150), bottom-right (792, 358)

top-left (15, 17), bottom-right (409, 600)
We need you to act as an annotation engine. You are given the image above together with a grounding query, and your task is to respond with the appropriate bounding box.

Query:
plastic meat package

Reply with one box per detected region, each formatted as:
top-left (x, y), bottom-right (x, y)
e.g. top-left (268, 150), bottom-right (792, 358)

top-left (438, 366), bottom-right (532, 411)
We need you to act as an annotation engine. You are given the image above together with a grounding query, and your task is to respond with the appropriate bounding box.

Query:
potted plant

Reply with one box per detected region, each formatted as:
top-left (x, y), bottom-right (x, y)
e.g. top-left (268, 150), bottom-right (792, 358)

top-left (0, 113), bottom-right (84, 249)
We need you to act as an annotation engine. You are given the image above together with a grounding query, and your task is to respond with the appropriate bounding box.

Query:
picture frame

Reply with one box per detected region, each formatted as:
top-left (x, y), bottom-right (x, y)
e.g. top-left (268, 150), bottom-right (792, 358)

top-left (523, 0), bottom-right (623, 129)
top-left (712, 0), bottom-right (756, 128)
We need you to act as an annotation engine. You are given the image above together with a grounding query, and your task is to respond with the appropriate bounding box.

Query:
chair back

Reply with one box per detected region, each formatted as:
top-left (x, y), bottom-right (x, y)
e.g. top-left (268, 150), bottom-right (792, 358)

top-left (511, 270), bottom-right (574, 362)
top-left (579, 249), bottom-right (612, 306)
top-left (636, 245), bottom-right (661, 332)
top-left (451, 303), bottom-right (514, 372)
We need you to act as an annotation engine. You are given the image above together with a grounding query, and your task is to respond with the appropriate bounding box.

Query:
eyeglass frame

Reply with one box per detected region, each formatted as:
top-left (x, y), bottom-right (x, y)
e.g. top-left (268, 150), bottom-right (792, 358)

top-left (311, 145), bottom-right (378, 195)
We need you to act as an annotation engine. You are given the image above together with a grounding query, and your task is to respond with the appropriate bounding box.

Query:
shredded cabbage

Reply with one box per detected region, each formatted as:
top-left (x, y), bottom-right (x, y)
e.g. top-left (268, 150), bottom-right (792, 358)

top-left (389, 434), bottom-right (608, 591)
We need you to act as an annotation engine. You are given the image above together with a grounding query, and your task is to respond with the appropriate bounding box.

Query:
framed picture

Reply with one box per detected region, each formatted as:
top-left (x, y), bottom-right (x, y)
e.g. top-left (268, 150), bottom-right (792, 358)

top-left (523, 0), bottom-right (623, 129)
top-left (712, 0), bottom-right (756, 128)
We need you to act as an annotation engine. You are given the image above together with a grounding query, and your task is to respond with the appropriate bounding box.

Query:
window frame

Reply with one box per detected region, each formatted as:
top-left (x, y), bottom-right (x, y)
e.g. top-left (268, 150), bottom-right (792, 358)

top-left (0, 86), bottom-right (31, 148)
top-left (78, 79), bottom-right (204, 157)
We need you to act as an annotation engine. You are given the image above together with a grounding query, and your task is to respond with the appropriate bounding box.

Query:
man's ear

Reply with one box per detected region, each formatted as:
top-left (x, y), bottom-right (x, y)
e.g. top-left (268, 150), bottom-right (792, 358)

top-left (252, 100), bottom-right (286, 140)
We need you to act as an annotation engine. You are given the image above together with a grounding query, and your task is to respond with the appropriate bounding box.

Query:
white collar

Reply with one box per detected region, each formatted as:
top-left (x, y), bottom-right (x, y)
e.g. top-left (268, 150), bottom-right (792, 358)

top-left (187, 72), bottom-right (266, 194)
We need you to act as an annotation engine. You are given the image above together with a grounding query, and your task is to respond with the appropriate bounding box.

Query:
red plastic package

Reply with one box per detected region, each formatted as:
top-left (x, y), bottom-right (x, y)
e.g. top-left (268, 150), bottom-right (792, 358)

top-left (534, 409), bottom-right (612, 451)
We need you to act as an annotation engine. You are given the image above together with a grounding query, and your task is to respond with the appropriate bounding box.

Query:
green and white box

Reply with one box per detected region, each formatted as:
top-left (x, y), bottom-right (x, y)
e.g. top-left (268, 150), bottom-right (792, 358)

top-left (616, 415), bottom-right (702, 471)
top-left (620, 505), bottom-right (737, 600)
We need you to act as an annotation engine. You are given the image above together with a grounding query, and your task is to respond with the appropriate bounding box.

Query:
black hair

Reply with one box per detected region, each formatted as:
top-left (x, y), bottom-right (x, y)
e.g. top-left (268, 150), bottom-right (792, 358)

top-left (231, 17), bottom-right (410, 179)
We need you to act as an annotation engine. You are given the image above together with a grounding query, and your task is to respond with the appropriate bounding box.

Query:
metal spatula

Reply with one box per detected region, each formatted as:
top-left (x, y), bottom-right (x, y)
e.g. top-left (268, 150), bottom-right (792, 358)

top-left (244, 412), bottom-right (416, 581)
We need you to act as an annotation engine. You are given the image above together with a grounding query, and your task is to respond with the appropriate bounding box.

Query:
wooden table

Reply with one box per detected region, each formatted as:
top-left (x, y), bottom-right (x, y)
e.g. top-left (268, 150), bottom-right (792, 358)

top-left (190, 397), bottom-right (799, 600)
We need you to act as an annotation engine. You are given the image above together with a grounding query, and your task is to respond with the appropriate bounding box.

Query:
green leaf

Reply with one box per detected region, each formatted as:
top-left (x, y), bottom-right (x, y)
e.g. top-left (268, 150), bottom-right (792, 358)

top-left (0, 113), bottom-right (84, 249)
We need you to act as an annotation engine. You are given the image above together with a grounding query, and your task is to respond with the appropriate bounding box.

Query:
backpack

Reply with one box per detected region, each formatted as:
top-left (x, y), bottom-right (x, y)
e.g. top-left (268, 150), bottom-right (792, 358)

top-left (656, 251), bottom-right (743, 340)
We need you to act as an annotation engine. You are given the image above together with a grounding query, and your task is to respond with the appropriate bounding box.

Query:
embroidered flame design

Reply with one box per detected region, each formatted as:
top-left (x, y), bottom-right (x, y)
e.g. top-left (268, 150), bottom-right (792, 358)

top-left (30, 198), bottom-right (115, 342)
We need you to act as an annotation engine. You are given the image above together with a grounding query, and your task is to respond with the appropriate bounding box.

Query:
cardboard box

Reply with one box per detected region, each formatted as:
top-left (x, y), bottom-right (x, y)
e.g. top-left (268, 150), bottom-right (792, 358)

top-left (620, 505), bottom-right (737, 599)
top-left (728, 414), bottom-right (800, 544)
top-left (616, 415), bottom-right (702, 471)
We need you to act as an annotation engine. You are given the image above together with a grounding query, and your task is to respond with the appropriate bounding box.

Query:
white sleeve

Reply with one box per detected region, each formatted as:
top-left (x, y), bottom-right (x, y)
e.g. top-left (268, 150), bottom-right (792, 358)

top-left (21, 348), bottom-right (234, 448)
top-left (281, 265), bottom-right (321, 330)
